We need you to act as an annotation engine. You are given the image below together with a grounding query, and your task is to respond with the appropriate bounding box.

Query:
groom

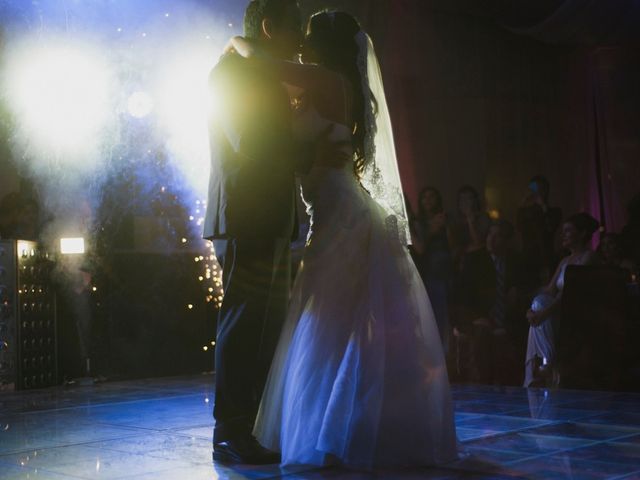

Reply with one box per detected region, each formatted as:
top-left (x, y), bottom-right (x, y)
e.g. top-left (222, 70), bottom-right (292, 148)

top-left (203, 0), bottom-right (304, 465)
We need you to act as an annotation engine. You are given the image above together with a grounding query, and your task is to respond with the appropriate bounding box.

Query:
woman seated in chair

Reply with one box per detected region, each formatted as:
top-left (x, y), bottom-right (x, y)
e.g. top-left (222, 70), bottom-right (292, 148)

top-left (524, 213), bottom-right (599, 387)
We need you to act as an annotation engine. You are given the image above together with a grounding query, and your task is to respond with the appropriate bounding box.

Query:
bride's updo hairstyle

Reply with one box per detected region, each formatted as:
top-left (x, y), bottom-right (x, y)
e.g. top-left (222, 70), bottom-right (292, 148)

top-left (305, 11), bottom-right (375, 176)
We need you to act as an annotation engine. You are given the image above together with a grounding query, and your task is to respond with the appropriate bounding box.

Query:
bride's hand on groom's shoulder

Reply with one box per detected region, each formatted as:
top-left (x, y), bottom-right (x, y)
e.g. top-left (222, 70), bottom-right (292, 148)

top-left (224, 36), bottom-right (258, 58)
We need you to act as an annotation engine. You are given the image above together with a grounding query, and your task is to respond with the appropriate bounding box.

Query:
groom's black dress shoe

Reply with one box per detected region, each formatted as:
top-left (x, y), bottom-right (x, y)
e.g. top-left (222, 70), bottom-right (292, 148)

top-left (213, 437), bottom-right (281, 465)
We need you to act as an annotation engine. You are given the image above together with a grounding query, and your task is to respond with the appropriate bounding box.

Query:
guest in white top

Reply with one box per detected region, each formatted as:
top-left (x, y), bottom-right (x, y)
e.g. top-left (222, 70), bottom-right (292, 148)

top-left (524, 212), bottom-right (599, 387)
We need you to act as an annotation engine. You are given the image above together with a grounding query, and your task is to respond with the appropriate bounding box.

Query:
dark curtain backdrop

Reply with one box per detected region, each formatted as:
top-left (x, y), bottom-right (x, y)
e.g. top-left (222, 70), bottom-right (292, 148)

top-left (589, 48), bottom-right (640, 231)
top-left (302, 0), bottom-right (640, 233)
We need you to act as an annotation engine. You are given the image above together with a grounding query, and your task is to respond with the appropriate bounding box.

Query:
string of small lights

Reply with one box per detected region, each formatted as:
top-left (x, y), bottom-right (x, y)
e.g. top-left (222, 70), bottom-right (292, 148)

top-left (185, 199), bottom-right (223, 354)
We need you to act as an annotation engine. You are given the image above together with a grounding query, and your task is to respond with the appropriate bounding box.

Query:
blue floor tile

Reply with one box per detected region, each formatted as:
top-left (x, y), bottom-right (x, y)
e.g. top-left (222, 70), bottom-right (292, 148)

top-left (579, 412), bottom-right (640, 428)
top-left (455, 412), bottom-right (484, 422)
top-left (617, 434), bottom-right (640, 445)
top-left (454, 402), bottom-right (523, 415)
top-left (522, 422), bottom-right (639, 441)
top-left (456, 428), bottom-right (502, 442)
top-left (463, 431), bottom-right (594, 455)
top-left (505, 407), bottom-right (600, 422)
top-left (559, 442), bottom-right (640, 468)
top-left (557, 399), bottom-right (640, 413)
top-left (508, 454), bottom-right (638, 480)
top-left (456, 414), bottom-right (552, 432)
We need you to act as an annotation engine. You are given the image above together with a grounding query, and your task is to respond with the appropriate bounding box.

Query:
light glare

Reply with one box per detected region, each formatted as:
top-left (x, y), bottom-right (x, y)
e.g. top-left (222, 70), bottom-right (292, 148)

top-left (6, 43), bottom-right (111, 158)
top-left (157, 48), bottom-right (217, 198)
top-left (127, 91), bottom-right (154, 118)
top-left (60, 237), bottom-right (85, 254)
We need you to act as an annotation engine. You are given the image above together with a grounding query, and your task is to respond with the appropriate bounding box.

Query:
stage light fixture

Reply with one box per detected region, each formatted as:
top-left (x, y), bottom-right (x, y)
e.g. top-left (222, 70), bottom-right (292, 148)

top-left (60, 237), bottom-right (85, 255)
top-left (17, 241), bottom-right (32, 258)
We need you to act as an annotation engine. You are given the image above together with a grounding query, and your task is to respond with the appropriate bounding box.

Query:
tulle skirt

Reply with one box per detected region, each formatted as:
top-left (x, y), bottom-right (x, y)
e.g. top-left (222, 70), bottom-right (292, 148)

top-left (253, 184), bottom-right (458, 468)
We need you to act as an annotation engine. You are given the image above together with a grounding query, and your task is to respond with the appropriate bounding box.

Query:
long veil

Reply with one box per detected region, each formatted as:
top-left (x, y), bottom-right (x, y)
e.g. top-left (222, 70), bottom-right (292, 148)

top-left (356, 32), bottom-right (411, 245)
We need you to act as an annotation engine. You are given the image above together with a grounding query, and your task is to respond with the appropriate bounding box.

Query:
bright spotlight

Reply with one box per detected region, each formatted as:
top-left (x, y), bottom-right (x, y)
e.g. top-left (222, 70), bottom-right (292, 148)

top-left (60, 237), bottom-right (85, 255)
top-left (5, 42), bottom-right (112, 158)
top-left (128, 91), bottom-right (154, 118)
top-left (157, 52), bottom-right (214, 139)
top-left (156, 48), bottom-right (218, 197)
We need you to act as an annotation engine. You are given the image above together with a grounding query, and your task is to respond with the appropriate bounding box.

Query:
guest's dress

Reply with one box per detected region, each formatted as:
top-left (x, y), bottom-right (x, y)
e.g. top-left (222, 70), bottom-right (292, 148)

top-left (414, 217), bottom-right (453, 353)
top-left (524, 250), bottom-right (594, 387)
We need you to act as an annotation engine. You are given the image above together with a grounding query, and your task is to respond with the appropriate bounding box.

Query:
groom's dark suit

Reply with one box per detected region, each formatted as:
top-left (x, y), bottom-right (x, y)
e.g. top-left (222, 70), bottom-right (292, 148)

top-left (203, 52), bottom-right (304, 443)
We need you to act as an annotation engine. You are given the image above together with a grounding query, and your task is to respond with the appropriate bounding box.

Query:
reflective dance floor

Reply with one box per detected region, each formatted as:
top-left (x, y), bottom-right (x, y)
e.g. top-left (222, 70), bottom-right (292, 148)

top-left (1, 375), bottom-right (639, 479)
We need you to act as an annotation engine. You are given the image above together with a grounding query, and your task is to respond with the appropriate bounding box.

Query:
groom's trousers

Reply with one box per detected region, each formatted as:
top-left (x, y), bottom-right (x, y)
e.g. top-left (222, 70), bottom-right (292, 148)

top-left (212, 237), bottom-right (291, 443)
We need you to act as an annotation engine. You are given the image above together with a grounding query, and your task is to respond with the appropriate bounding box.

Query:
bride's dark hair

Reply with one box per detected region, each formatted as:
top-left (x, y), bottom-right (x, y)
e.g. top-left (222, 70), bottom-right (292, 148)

top-left (305, 11), bottom-right (376, 176)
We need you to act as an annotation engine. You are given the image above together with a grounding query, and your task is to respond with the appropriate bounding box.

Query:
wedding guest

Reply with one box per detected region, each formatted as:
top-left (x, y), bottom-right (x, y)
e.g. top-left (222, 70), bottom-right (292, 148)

top-left (621, 192), bottom-right (640, 268)
top-left (412, 186), bottom-right (453, 352)
top-left (450, 185), bottom-right (491, 264)
top-left (598, 233), bottom-right (636, 276)
top-left (517, 175), bottom-right (562, 285)
top-left (453, 220), bottom-right (532, 384)
top-left (524, 212), bottom-right (599, 388)
top-left (486, 221), bottom-right (535, 329)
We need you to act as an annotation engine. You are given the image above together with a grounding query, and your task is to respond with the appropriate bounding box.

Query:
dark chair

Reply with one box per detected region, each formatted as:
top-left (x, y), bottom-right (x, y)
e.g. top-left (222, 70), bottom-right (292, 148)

top-left (559, 265), bottom-right (635, 390)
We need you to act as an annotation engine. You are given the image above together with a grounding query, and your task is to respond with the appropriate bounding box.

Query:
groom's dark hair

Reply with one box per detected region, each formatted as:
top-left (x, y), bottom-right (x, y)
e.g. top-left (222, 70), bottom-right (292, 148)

top-left (244, 0), bottom-right (297, 40)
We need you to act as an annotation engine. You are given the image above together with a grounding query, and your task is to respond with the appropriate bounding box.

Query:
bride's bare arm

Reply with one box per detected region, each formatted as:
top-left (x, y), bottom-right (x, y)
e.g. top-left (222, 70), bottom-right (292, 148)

top-left (228, 36), bottom-right (351, 126)
top-left (228, 36), bottom-right (256, 58)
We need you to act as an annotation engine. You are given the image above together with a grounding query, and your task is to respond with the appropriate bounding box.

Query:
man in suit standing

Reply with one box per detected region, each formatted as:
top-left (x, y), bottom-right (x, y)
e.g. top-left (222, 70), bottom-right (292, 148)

top-left (203, 0), bottom-right (304, 465)
top-left (517, 175), bottom-right (563, 284)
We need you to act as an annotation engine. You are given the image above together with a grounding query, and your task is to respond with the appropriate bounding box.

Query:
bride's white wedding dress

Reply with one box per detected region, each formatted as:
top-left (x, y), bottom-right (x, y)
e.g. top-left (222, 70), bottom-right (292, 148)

top-left (253, 67), bottom-right (457, 469)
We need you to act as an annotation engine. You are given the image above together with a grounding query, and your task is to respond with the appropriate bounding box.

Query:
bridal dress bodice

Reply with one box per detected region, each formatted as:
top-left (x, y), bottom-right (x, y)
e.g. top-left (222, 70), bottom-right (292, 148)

top-left (287, 85), bottom-right (367, 243)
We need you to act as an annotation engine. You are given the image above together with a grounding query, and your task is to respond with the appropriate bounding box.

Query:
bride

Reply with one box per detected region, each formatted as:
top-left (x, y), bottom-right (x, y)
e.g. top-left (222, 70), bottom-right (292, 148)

top-left (230, 10), bottom-right (457, 469)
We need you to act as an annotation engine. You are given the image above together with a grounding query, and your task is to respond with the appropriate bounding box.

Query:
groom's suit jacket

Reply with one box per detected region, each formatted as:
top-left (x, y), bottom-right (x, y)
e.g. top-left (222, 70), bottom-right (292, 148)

top-left (203, 52), bottom-right (302, 243)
